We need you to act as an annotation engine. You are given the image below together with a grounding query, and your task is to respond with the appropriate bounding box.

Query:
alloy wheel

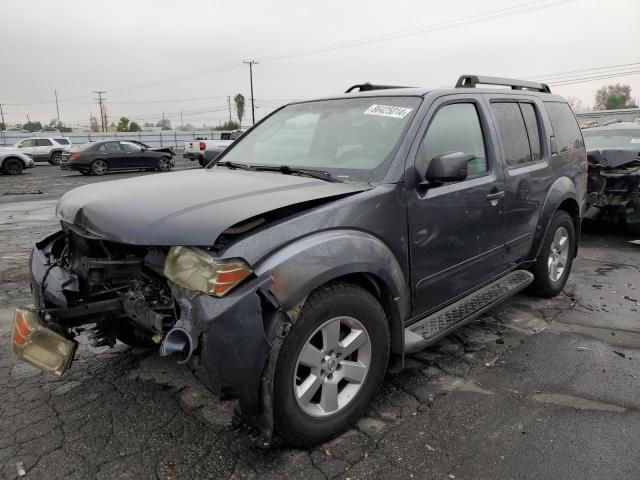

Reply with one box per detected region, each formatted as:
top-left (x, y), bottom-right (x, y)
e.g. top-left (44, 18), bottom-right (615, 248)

top-left (293, 316), bottom-right (371, 417)
top-left (92, 160), bottom-right (107, 175)
top-left (548, 226), bottom-right (569, 282)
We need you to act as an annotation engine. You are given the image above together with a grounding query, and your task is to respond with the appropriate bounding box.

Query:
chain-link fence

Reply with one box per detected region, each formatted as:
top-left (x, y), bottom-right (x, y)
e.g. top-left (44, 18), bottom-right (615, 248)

top-left (0, 130), bottom-right (233, 149)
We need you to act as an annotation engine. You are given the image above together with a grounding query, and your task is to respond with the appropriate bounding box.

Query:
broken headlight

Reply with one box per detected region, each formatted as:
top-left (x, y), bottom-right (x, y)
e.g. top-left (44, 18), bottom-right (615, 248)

top-left (163, 246), bottom-right (252, 297)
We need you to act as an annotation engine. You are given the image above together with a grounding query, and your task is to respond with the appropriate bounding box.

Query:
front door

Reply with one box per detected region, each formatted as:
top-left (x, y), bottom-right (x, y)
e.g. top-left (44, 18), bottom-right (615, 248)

top-left (407, 97), bottom-right (508, 316)
top-left (119, 141), bottom-right (146, 168)
top-left (16, 139), bottom-right (36, 158)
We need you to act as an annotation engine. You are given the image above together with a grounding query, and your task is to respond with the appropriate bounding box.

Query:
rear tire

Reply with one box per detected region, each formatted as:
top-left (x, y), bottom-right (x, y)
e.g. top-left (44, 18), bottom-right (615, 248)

top-left (91, 159), bottom-right (108, 176)
top-left (49, 151), bottom-right (62, 165)
top-left (199, 157), bottom-right (208, 168)
top-left (2, 158), bottom-right (24, 175)
top-left (529, 210), bottom-right (575, 297)
top-left (273, 283), bottom-right (389, 447)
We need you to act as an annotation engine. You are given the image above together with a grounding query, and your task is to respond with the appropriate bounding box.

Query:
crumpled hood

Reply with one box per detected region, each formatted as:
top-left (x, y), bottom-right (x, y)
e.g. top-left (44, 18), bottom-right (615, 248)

top-left (57, 169), bottom-right (368, 245)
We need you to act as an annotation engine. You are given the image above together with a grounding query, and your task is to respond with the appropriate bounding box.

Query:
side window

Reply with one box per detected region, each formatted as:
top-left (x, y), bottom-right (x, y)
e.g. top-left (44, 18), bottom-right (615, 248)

top-left (120, 141), bottom-right (141, 153)
top-left (545, 102), bottom-right (584, 153)
top-left (35, 139), bottom-right (53, 147)
top-left (54, 138), bottom-right (70, 145)
top-left (105, 142), bottom-right (121, 153)
top-left (19, 139), bottom-right (34, 147)
top-left (96, 144), bottom-right (107, 153)
top-left (491, 102), bottom-right (532, 168)
top-left (417, 103), bottom-right (488, 178)
top-left (519, 103), bottom-right (541, 161)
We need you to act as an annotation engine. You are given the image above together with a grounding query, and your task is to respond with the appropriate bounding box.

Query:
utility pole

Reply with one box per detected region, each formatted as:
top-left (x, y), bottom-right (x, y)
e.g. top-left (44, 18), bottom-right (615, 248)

top-left (180, 110), bottom-right (183, 129)
top-left (243, 60), bottom-right (259, 125)
top-left (0, 104), bottom-right (5, 129)
top-left (93, 90), bottom-right (106, 132)
top-left (54, 89), bottom-right (61, 126)
top-left (162, 111), bottom-right (166, 130)
top-left (26, 114), bottom-right (30, 124)
top-left (227, 96), bottom-right (232, 123)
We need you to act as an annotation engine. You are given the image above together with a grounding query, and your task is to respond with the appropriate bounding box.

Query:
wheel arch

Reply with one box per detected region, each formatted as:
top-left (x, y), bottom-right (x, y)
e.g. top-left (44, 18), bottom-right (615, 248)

top-left (253, 229), bottom-right (409, 355)
top-left (1, 155), bottom-right (28, 167)
top-left (529, 176), bottom-right (582, 261)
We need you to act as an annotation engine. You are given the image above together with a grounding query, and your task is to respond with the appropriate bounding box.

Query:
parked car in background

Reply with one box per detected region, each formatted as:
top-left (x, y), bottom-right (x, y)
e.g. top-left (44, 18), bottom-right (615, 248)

top-left (60, 140), bottom-right (175, 175)
top-left (14, 137), bottom-right (72, 165)
top-left (12, 75), bottom-right (586, 448)
top-left (583, 121), bottom-right (640, 233)
top-left (0, 148), bottom-right (35, 175)
top-left (184, 130), bottom-right (244, 167)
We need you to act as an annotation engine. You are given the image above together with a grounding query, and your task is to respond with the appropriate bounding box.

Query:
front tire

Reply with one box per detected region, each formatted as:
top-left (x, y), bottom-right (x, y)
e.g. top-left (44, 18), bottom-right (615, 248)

top-left (273, 283), bottom-right (389, 447)
top-left (2, 158), bottom-right (24, 175)
top-left (158, 156), bottom-right (172, 171)
top-left (529, 210), bottom-right (575, 297)
top-left (91, 159), bottom-right (108, 176)
top-left (49, 151), bottom-right (62, 165)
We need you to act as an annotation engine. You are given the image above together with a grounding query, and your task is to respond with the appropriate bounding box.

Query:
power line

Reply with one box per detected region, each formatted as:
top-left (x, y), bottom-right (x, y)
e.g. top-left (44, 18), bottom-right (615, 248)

top-left (522, 62), bottom-right (640, 81)
top-left (547, 70), bottom-right (640, 87)
top-left (258, 0), bottom-right (578, 63)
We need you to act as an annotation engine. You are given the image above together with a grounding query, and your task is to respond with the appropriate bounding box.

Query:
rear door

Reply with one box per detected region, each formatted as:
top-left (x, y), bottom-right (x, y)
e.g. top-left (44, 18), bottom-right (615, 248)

top-left (33, 138), bottom-right (54, 161)
top-left (486, 95), bottom-right (551, 267)
top-left (104, 141), bottom-right (124, 168)
top-left (407, 95), bottom-right (508, 315)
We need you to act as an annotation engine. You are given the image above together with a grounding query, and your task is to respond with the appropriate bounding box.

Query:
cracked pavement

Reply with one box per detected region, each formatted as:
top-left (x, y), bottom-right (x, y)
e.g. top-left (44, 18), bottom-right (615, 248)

top-left (1, 162), bottom-right (639, 479)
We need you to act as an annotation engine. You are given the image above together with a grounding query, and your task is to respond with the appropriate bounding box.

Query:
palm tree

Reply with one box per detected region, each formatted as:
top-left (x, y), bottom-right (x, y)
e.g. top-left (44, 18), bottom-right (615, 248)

top-left (234, 94), bottom-right (245, 126)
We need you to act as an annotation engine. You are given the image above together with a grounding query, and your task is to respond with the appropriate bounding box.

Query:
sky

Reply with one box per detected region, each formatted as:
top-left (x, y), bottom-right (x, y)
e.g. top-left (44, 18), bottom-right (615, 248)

top-left (1, 0), bottom-right (639, 128)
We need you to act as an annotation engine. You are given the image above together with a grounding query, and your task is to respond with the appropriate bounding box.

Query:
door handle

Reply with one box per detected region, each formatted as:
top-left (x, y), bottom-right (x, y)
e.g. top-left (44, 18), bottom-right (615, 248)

top-left (486, 190), bottom-right (505, 206)
top-left (486, 191), bottom-right (505, 201)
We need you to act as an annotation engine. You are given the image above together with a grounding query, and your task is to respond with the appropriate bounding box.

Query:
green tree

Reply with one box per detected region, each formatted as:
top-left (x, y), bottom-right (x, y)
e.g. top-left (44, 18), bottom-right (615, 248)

top-left (22, 121), bottom-right (43, 132)
top-left (117, 117), bottom-right (130, 132)
top-left (594, 84), bottom-right (638, 111)
top-left (156, 118), bottom-right (172, 130)
top-left (128, 121), bottom-right (141, 132)
top-left (234, 94), bottom-right (245, 126)
top-left (214, 120), bottom-right (241, 131)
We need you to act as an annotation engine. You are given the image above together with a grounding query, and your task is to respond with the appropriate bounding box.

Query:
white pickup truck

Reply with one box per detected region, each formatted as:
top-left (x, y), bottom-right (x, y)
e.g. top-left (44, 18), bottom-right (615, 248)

top-left (183, 130), bottom-right (244, 167)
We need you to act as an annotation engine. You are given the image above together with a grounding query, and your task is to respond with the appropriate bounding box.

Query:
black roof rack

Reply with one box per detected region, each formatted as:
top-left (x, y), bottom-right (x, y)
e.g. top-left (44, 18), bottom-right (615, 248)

top-left (455, 75), bottom-right (551, 93)
top-left (345, 83), bottom-right (412, 93)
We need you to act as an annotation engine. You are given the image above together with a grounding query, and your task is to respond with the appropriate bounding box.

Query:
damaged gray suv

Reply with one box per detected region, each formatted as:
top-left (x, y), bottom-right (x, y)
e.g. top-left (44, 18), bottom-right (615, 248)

top-left (12, 75), bottom-right (586, 447)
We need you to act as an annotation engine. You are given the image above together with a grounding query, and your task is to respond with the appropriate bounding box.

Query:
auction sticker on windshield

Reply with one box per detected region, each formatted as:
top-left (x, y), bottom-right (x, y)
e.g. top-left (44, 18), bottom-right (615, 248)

top-left (364, 104), bottom-right (413, 119)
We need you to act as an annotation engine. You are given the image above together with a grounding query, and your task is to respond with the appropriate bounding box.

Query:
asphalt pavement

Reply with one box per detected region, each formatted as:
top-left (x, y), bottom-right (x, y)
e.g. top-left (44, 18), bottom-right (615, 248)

top-left (0, 161), bottom-right (638, 479)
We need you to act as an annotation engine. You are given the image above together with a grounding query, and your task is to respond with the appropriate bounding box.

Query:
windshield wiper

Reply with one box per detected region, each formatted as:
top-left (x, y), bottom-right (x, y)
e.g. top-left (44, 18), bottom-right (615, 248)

top-left (254, 165), bottom-right (343, 183)
top-left (215, 160), bottom-right (253, 171)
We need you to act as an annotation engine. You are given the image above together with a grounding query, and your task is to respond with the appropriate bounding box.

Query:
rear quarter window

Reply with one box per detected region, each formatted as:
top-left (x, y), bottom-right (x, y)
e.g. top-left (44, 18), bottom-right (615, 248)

top-left (54, 138), bottom-right (70, 145)
top-left (545, 102), bottom-right (584, 153)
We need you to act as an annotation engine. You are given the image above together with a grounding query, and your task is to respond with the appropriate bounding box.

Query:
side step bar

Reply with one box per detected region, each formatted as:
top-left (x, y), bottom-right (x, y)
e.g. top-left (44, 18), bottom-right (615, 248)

top-left (404, 270), bottom-right (534, 353)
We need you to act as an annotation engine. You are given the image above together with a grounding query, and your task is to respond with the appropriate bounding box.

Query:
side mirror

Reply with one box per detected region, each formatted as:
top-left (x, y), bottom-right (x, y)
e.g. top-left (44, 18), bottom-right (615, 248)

top-left (140, 147), bottom-right (147, 152)
top-left (423, 152), bottom-right (473, 184)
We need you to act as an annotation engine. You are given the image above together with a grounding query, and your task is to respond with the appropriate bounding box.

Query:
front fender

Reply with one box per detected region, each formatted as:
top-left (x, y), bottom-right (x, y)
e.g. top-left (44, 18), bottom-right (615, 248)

top-left (253, 229), bottom-right (409, 353)
top-left (529, 176), bottom-right (580, 260)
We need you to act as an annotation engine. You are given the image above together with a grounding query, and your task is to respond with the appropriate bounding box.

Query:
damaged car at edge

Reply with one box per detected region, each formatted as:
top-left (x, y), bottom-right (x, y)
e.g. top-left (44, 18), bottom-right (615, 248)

top-left (583, 121), bottom-right (640, 234)
top-left (12, 75), bottom-right (586, 447)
